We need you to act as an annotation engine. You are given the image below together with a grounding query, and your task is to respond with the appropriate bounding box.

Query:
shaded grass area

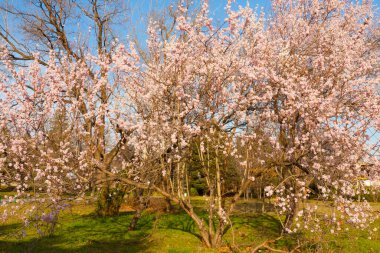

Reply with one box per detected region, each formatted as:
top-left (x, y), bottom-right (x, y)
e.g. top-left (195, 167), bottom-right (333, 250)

top-left (0, 204), bottom-right (216, 253)
top-left (1, 199), bottom-right (380, 252)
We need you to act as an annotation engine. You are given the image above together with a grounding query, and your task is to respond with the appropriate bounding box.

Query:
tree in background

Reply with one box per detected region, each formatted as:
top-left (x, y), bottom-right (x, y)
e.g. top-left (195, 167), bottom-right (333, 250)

top-left (0, 0), bottom-right (132, 216)
top-left (251, 0), bottom-right (380, 233)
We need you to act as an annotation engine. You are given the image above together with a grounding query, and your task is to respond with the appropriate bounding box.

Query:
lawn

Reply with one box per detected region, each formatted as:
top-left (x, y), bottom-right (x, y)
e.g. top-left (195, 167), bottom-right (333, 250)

top-left (1, 198), bottom-right (380, 253)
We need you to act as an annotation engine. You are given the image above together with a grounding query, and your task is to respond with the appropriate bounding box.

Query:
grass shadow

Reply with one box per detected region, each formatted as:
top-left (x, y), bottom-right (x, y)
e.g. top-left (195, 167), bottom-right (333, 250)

top-left (0, 234), bottom-right (150, 253)
top-left (157, 212), bottom-right (201, 240)
top-left (0, 211), bottom-right (152, 253)
top-left (231, 213), bottom-right (282, 237)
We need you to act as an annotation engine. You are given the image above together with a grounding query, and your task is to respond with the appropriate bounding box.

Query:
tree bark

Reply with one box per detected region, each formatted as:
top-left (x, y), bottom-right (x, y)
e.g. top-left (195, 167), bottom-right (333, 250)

top-left (96, 185), bottom-right (126, 217)
top-left (129, 189), bottom-right (149, 231)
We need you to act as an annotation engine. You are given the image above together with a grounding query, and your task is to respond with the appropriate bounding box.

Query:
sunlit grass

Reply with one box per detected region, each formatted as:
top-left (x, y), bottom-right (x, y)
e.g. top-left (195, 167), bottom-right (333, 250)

top-left (0, 197), bottom-right (379, 252)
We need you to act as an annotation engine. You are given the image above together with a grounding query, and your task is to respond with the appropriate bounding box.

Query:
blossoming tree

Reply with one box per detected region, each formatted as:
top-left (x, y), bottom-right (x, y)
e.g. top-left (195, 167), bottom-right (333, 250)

top-left (0, 0), bottom-right (379, 249)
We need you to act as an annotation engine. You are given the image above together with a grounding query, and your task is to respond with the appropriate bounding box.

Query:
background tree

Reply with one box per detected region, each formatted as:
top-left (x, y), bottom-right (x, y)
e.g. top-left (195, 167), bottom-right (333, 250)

top-left (248, 0), bottom-right (380, 233)
top-left (0, 0), bottom-right (132, 216)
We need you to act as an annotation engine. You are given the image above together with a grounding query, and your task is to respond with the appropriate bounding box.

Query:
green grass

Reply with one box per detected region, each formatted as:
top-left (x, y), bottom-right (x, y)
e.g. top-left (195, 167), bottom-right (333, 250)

top-left (0, 199), bottom-right (380, 252)
top-left (0, 203), bottom-right (216, 253)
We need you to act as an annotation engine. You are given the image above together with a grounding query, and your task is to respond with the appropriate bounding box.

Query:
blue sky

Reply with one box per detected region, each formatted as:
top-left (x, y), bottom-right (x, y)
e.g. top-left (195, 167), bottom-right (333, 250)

top-left (0, 0), bottom-right (271, 55)
top-left (125, 0), bottom-right (379, 46)
top-left (127, 0), bottom-right (272, 26)
top-left (126, 0), bottom-right (270, 41)
top-left (2, 0), bottom-right (379, 51)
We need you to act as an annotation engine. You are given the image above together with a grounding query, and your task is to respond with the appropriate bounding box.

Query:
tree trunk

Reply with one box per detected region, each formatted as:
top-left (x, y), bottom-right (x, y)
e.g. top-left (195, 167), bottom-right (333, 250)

top-left (164, 197), bottom-right (173, 212)
top-left (96, 185), bottom-right (126, 217)
top-left (283, 199), bottom-right (297, 233)
top-left (282, 182), bottom-right (298, 233)
top-left (129, 189), bottom-right (149, 231)
top-left (177, 199), bottom-right (226, 248)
